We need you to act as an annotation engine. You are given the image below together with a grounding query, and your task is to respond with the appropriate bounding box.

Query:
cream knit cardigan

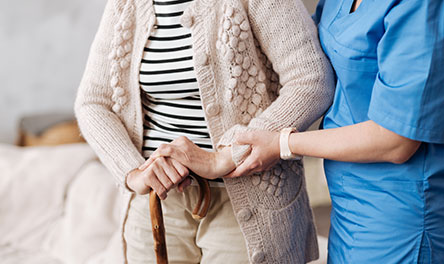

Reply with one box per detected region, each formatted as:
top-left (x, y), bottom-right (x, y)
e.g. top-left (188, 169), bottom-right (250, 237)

top-left (75, 0), bottom-right (334, 263)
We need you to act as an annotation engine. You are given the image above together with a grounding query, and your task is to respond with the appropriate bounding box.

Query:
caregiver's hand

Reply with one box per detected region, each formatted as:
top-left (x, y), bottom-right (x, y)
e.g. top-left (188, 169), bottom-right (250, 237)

top-left (139, 136), bottom-right (236, 180)
top-left (126, 157), bottom-right (190, 200)
top-left (225, 130), bottom-right (281, 178)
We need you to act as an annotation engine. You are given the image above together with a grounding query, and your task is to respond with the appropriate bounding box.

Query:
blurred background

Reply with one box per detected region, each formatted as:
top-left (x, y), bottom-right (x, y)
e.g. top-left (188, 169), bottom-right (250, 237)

top-left (0, 0), bottom-right (328, 263)
top-left (0, 0), bottom-right (319, 143)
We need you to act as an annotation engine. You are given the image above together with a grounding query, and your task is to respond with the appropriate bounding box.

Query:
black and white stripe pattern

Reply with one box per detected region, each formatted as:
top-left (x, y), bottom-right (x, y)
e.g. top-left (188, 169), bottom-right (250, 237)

top-left (140, 0), bottom-right (221, 183)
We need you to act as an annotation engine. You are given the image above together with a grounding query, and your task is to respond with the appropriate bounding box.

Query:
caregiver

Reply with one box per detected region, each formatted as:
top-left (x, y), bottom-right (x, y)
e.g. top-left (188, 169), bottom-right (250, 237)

top-left (226, 0), bottom-right (444, 263)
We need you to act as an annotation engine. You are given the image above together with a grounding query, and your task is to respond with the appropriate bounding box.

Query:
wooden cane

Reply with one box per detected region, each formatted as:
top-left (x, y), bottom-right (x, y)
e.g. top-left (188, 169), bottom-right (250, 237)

top-left (149, 176), bottom-right (211, 264)
top-left (191, 176), bottom-right (211, 220)
top-left (149, 192), bottom-right (168, 264)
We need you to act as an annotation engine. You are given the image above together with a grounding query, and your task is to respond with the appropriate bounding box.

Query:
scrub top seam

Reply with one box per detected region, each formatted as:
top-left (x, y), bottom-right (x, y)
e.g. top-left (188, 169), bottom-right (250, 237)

top-left (368, 103), bottom-right (444, 144)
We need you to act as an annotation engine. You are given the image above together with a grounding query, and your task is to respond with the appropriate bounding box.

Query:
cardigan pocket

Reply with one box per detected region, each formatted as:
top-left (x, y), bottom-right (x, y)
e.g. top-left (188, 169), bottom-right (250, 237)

top-left (267, 182), bottom-right (318, 263)
top-left (251, 160), bottom-right (305, 210)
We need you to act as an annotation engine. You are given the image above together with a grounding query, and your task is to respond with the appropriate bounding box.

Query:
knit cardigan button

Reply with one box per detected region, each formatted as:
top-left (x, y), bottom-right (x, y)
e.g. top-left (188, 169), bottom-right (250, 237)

top-left (112, 104), bottom-right (121, 113)
top-left (122, 20), bottom-right (132, 30)
top-left (195, 53), bottom-right (209, 66)
top-left (225, 90), bottom-right (233, 102)
top-left (237, 208), bottom-right (252, 222)
top-left (206, 103), bottom-right (220, 117)
top-left (120, 59), bottom-right (130, 69)
top-left (180, 14), bottom-right (194, 28)
top-left (252, 250), bottom-right (265, 263)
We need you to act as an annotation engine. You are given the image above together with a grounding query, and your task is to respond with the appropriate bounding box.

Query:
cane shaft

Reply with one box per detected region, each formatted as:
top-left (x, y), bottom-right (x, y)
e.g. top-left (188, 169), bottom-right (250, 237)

top-left (149, 192), bottom-right (168, 264)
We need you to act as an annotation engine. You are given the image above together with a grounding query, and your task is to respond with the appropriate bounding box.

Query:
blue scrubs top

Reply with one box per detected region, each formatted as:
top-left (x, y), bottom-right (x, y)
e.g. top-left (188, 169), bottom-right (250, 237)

top-left (314, 0), bottom-right (444, 263)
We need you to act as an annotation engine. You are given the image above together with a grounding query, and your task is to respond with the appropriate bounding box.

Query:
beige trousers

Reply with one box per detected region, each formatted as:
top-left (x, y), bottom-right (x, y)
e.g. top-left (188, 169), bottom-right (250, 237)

top-left (124, 186), bottom-right (249, 264)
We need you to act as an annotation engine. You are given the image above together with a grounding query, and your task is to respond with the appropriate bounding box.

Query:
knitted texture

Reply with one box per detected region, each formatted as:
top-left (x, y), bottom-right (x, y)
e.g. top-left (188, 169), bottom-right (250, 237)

top-left (75, 0), bottom-right (335, 263)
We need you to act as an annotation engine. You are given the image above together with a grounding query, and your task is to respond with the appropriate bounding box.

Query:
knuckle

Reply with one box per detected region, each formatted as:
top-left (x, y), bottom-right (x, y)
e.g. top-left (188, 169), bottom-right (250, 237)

top-left (179, 168), bottom-right (188, 177)
top-left (171, 177), bottom-right (180, 185)
top-left (165, 180), bottom-right (173, 189)
top-left (158, 187), bottom-right (166, 197)
top-left (157, 156), bottom-right (166, 164)
top-left (250, 162), bottom-right (259, 169)
top-left (158, 144), bottom-right (171, 153)
top-left (153, 158), bottom-right (164, 166)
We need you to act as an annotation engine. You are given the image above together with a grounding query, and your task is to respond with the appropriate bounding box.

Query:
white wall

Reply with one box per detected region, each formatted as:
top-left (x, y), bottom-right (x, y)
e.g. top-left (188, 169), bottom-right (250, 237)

top-left (0, 0), bottom-right (107, 143)
top-left (0, 0), bottom-right (319, 144)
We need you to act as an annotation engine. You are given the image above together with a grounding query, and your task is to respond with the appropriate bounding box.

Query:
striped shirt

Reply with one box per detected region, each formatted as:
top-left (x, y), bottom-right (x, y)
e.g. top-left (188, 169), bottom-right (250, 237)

top-left (140, 0), bottom-right (222, 183)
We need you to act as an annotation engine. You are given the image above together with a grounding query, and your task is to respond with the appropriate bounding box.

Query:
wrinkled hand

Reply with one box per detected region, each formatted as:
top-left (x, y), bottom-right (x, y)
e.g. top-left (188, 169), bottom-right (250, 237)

top-left (126, 157), bottom-right (191, 199)
top-left (139, 136), bottom-right (235, 180)
top-left (225, 130), bottom-right (281, 178)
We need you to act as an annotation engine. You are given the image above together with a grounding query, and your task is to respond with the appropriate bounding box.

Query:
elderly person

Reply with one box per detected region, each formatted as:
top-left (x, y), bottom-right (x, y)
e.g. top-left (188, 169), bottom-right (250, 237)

top-left (75, 0), bottom-right (334, 263)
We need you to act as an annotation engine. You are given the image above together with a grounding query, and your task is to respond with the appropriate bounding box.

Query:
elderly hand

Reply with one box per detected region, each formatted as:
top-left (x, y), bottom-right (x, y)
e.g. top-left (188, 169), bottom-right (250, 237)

top-left (139, 136), bottom-right (236, 180)
top-left (126, 157), bottom-right (190, 200)
top-left (225, 130), bottom-right (281, 178)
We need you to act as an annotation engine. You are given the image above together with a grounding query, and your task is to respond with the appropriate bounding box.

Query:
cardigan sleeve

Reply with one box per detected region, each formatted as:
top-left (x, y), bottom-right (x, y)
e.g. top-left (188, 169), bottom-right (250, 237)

top-left (217, 0), bottom-right (335, 165)
top-left (74, 0), bottom-right (145, 192)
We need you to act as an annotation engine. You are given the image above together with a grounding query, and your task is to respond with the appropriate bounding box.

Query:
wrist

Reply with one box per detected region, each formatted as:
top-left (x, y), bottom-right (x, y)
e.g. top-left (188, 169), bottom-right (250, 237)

top-left (214, 147), bottom-right (236, 177)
